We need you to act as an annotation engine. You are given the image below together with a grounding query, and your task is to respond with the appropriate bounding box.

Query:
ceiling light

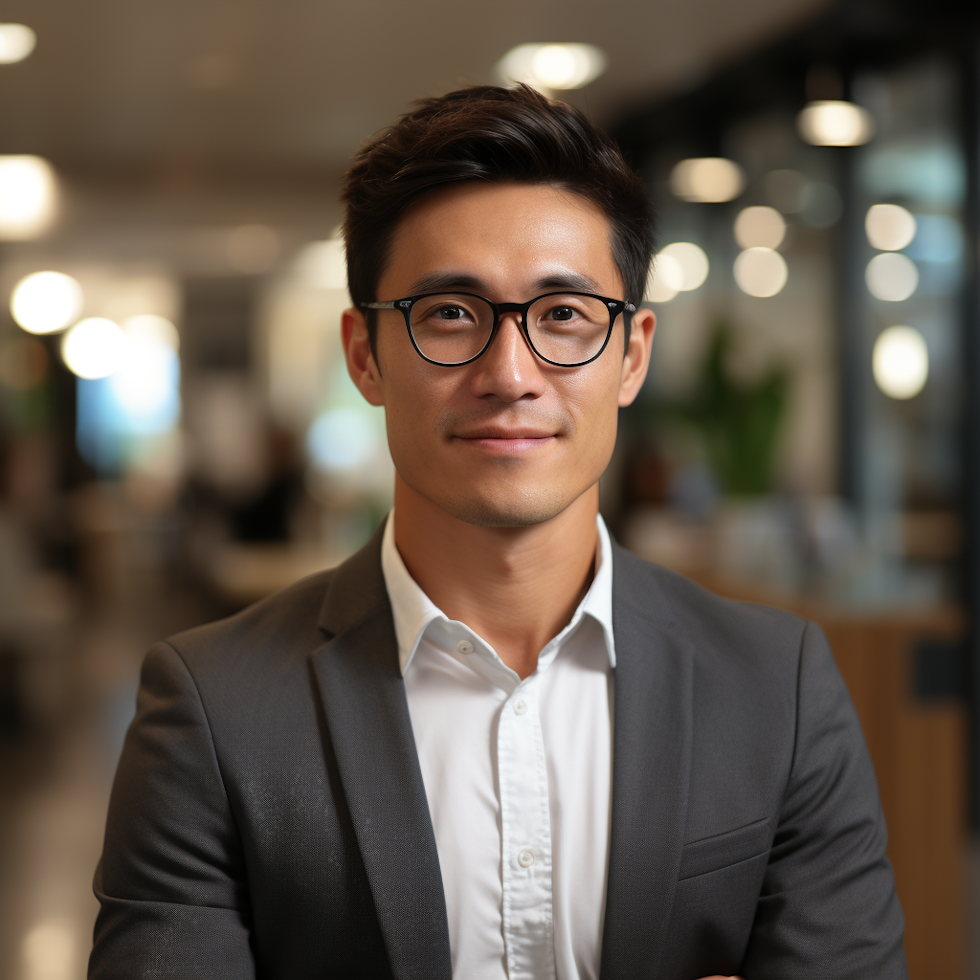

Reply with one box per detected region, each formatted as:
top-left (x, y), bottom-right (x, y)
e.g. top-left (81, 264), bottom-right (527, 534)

top-left (659, 243), bottom-right (709, 291)
top-left (0, 155), bottom-right (57, 238)
top-left (734, 206), bottom-right (786, 249)
top-left (496, 43), bottom-right (607, 92)
top-left (10, 271), bottom-right (83, 334)
top-left (0, 24), bottom-right (36, 64)
top-left (644, 253), bottom-right (685, 303)
top-left (733, 248), bottom-right (788, 298)
top-left (866, 252), bottom-right (918, 302)
top-left (294, 237), bottom-right (347, 290)
top-left (873, 326), bottom-right (928, 399)
top-left (61, 318), bottom-right (126, 379)
top-left (670, 158), bottom-right (745, 204)
top-left (865, 204), bottom-right (916, 251)
top-left (797, 100), bottom-right (874, 147)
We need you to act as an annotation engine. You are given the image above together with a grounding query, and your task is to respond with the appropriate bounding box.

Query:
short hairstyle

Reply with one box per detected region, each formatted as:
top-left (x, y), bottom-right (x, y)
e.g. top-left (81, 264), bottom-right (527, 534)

top-left (341, 84), bottom-right (655, 353)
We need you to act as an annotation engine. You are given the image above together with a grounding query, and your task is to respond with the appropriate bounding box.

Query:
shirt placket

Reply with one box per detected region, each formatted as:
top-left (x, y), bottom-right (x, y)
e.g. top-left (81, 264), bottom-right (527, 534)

top-left (497, 672), bottom-right (555, 980)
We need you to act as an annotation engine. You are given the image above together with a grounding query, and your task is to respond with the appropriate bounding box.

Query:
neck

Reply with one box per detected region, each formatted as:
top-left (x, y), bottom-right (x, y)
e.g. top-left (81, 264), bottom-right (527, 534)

top-left (392, 475), bottom-right (600, 679)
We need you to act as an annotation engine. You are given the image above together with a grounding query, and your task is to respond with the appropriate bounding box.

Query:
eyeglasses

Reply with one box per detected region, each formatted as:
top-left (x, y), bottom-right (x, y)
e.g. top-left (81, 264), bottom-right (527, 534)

top-left (360, 291), bottom-right (635, 367)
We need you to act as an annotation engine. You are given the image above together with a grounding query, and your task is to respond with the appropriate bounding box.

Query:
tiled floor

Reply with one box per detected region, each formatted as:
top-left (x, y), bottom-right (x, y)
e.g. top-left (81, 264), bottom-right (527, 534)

top-left (1, 575), bottom-right (979, 979)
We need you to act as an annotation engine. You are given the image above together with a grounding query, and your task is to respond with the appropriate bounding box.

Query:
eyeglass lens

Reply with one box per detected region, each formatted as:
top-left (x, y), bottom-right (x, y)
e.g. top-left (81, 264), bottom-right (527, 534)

top-left (408, 293), bottom-right (612, 365)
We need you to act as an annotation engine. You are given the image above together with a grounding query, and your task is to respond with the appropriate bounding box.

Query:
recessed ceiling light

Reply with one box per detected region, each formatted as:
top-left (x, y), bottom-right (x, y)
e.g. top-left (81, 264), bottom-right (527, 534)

top-left (670, 158), bottom-right (745, 204)
top-left (797, 101), bottom-right (874, 147)
top-left (0, 24), bottom-right (36, 65)
top-left (496, 43), bottom-right (607, 93)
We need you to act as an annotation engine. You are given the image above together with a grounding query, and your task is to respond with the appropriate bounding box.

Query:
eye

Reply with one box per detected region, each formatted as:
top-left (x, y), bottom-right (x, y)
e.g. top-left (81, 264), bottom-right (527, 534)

top-left (436, 306), bottom-right (466, 320)
top-left (549, 306), bottom-right (576, 321)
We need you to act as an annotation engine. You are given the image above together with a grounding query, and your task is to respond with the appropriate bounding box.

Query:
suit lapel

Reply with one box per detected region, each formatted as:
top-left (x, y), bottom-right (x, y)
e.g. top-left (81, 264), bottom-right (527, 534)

top-left (311, 523), bottom-right (452, 980)
top-left (600, 544), bottom-right (694, 980)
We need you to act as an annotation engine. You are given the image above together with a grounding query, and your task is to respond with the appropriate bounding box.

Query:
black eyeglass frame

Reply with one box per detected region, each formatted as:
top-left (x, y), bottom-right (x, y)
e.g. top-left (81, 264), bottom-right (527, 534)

top-left (360, 291), bottom-right (636, 367)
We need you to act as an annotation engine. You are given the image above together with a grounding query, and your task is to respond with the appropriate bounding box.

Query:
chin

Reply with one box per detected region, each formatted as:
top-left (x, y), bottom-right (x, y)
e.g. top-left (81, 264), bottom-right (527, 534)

top-left (438, 486), bottom-right (571, 528)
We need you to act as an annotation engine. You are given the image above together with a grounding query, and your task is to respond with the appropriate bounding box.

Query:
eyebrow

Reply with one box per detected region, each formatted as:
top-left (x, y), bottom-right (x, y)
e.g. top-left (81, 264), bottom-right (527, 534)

top-left (407, 269), bottom-right (604, 296)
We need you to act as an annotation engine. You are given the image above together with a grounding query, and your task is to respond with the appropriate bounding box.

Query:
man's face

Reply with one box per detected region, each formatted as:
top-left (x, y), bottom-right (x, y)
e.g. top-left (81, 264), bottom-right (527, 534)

top-left (344, 181), bottom-right (653, 527)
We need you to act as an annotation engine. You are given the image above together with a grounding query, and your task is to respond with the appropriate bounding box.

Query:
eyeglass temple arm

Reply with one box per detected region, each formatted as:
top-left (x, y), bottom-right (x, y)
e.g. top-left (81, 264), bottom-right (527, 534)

top-left (360, 301), bottom-right (396, 310)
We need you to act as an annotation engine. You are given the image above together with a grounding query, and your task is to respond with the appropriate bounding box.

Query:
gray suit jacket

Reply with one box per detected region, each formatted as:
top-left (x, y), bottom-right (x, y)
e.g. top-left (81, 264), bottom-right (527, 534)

top-left (89, 523), bottom-right (907, 979)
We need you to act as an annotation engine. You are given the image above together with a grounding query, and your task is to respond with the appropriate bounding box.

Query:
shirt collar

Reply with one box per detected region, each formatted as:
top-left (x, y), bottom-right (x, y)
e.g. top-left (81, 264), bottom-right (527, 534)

top-left (380, 510), bottom-right (616, 676)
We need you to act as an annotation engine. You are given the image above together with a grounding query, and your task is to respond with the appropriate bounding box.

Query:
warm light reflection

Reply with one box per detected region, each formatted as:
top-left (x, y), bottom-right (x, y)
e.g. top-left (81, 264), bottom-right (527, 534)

top-left (659, 242), bottom-right (709, 291)
top-left (0, 23), bottom-right (36, 64)
top-left (866, 252), bottom-right (918, 302)
top-left (733, 247), bottom-right (788, 297)
top-left (496, 43), bottom-right (607, 92)
top-left (644, 253), bottom-right (685, 303)
top-left (873, 326), bottom-right (928, 399)
top-left (797, 100), bottom-right (874, 146)
top-left (0, 155), bottom-right (57, 238)
top-left (734, 206), bottom-right (786, 249)
top-left (10, 271), bottom-right (83, 334)
top-left (61, 318), bottom-right (126, 379)
top-left (865, 204), bottom-right (916, 251)
top-left (670, 158), bottom-right (745, 203)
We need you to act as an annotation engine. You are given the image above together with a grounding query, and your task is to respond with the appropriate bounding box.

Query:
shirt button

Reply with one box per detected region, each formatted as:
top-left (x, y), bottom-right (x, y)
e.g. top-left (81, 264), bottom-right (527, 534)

top-left (517, 848), bottom-right (535, 868)
top-left (513, 699), bottom-right (527, 715)
top-left (456, 640), bottom-right (474, 655)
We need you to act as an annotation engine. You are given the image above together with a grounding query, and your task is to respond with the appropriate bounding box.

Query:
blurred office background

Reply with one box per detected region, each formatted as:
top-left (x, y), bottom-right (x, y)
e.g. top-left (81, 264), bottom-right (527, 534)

top-left (0, 0), bottom-right (978, 976)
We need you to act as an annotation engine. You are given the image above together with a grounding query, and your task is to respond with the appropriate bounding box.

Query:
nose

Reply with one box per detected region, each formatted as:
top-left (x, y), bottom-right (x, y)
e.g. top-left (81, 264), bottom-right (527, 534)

top-left (467, 311), bottom-right (546, 403)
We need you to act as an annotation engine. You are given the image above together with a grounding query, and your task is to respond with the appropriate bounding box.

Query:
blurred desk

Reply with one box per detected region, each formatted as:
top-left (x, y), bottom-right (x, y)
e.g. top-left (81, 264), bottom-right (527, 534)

top-left (661, 566), bottom-right (966, 980)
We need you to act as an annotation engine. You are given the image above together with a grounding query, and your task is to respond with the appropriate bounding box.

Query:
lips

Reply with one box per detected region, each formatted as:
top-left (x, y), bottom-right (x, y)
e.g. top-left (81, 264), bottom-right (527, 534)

top-left (455, 427), bottom-right (554, 440)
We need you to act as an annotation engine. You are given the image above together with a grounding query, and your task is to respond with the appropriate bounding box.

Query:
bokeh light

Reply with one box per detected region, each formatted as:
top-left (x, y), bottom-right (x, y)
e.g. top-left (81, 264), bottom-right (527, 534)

top-left (734, 206), bottom-right (786, 249)
top-left (0, 23), bottom-right (36, 64)
top-left (658, 242), bottom-right (709, 291)
top-left (61, 318), bottom-right (126, 379)
top-left (109, 317), bottom-right (180, 429)
top-left (670, 158), bottom-right (745, 203)
top-left (873, 325), bottom-right (928, 399)
top-left (496, 43), bottom-right (607, 92)
top-left (866, 252), bottom-right (918, 302)
top-left (10, 271), bottom-right (84, 335)
top-left (797, 100), bottom-right (875, 146)
top-left (733, 247), bottom-right (788, 297)
top-left (866, 204), bottom-right (916, 251)
top-left (644, 253), bottom-right (685, 303)
top-left (122, 314), bottom-right (180, 351)
top-left (0, 155), bottom-right (57, 239)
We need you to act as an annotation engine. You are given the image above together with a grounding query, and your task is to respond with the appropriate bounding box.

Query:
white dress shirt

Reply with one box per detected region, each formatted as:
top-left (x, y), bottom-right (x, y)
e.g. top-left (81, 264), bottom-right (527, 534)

top-left (381, 513), bottom-right (616, 980)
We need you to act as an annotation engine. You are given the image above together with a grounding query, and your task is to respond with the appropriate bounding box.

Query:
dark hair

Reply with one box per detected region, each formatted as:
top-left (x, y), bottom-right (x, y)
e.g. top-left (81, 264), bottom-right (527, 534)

top-left (341, 84), bottom-right (655, 352)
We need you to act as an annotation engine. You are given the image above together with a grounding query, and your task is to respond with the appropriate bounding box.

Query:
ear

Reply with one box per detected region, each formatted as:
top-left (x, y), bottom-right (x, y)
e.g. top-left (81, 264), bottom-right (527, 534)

top-left (618, 306), bottom-right (656, 407)
top-left (342, 307), bottom-right (385, 406)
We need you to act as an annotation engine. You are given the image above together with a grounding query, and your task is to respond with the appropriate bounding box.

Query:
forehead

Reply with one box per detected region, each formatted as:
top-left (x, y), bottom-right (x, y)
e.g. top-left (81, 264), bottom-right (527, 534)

top-left (382, 181), bottom-right (622, 297)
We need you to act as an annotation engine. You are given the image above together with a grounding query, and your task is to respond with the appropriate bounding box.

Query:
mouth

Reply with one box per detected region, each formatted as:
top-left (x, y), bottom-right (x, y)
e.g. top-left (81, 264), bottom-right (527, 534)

top-left (453, 427), bottom-right (557, 454)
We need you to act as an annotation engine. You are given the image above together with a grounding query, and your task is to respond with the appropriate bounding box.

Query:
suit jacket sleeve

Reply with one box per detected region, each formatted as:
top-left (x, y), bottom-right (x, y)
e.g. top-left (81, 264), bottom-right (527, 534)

top-left (741, 621), bottom-right (908, 979)
top-left (89, 641), bottom-right (256, 980)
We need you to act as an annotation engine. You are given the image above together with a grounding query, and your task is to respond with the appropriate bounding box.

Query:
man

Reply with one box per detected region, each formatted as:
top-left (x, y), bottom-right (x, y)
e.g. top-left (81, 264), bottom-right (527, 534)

top-left (89, 85), bottom-right (907, 979)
